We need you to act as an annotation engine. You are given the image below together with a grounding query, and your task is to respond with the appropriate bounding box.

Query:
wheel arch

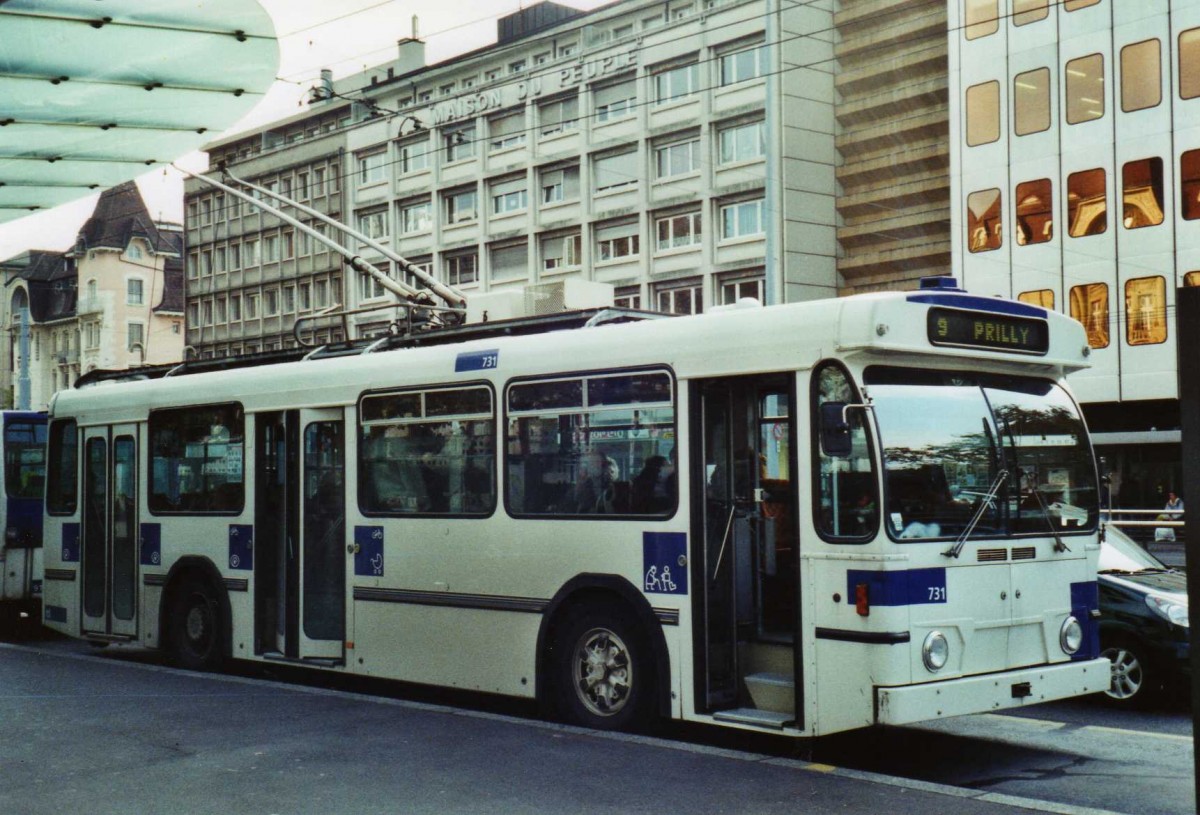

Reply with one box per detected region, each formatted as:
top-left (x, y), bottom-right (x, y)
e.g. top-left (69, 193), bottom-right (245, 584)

top-left (158, 555), bottom-right (233, 660)
top-left (535, 573), bottom-right (672, 718)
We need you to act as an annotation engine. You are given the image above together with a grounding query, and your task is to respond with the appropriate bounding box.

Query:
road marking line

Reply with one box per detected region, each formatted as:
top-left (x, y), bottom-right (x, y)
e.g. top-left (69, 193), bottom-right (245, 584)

top-left (1082, 724), bottom-right (1193, 743)
top-left (0, 643), bottom-right (1140, 815)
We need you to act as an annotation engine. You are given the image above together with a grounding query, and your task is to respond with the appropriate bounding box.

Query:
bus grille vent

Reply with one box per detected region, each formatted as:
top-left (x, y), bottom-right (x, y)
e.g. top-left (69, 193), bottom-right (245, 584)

top-left (977, 548), bottom-right (1008, 562)
top-left (1011, 546), bottom-right (1037, 560)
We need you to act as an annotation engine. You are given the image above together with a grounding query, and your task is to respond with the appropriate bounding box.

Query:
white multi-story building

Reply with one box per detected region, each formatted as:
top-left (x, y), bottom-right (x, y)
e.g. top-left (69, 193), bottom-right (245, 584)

top-left (186, 0), bottom-right (839, 350)
top-left (949, 0), bottom-right (1200, 507)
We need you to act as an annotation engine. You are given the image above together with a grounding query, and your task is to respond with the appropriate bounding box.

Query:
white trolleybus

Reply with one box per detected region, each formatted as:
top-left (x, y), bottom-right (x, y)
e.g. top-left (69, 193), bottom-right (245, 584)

top-left (40, 278), bottom-right (1109, 736)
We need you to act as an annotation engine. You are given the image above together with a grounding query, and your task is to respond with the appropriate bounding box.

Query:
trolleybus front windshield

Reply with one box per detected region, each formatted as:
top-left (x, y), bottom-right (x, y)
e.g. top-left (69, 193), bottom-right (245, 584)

top-left (864, 367), bottom-right (1097, 541)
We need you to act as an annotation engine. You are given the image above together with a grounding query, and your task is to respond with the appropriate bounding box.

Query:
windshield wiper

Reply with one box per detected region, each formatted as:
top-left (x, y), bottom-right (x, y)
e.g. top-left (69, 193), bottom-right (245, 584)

top-left (945, 469), bottom-right (1008, 559)
top-left (1028, 478), bottom-right (1071, 553)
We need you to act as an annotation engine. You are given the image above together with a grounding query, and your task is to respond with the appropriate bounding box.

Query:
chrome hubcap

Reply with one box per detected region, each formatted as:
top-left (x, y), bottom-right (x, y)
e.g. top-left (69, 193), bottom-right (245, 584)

top-left (573, 627), bottom-right (632, 717)
top-left (1102, 646), bottom-right (1143, 699)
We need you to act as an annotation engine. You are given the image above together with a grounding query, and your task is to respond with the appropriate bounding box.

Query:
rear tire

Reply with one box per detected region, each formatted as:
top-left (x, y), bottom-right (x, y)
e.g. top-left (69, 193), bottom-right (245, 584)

top-left (169, 577), bottom-right (224, 671)
top-left (552, 601), bottom-right (656, 732)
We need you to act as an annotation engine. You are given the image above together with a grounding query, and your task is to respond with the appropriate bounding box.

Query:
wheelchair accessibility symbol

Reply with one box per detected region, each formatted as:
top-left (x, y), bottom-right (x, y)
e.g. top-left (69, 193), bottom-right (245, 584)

top-left (644, 565), bottom-right (677, 593)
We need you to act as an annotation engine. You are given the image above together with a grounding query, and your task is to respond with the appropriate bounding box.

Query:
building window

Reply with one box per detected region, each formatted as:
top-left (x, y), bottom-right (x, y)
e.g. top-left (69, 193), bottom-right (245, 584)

top-left (187, 253), bottom-right (198, 279)
top-left (127, 322), bottom-right (144, 352)
top-left (127, 278), bottom-right (144, 306)
top-left (265, 289), bottom-right (279, 316)
top-left (718, 120), bottom-right (765, 164)
top-left (313, 167), bottom-right (326, 196)
top-left (400, 199), bottom-right (432, 234)
top-left (1015, 179), bottom-right (1052, 245)
top-left (357, 208), bottom-right (388, 240)
top-left (445, 252), bottom-right (478, 286)
top-left (1066, 54), bottom-right (1105, 124)
top-left (299, 283), bottom-right (311, 311)
top-left (1121, 40), bottom-right (1161, 113)
top-left (614, 287), bottom-right (641, 309)
top-left (594, 76), bottom-right (636, 122)
top-left (201, 250), bottom-right (212, 276)
top-left (445, 188), bottom-right (478, 224)
top-left (228, 243), bottom-right (240, 270)
top-left (1013, 0), bottom-right (1048, 26)
top-left (510, 59), bottom-right (526, 74)
top-left (1185, 272), bottom-right (1200, 287)
top-left (966, 189), bottom-right (1002, 252)
top-left (654, 63), bottom-right (699, 105)
top-left (314, 280), bottom-right (327, 308)
top-left (966, 80), bottom-right (1000, 146)
top-left (1122, 157), bottom-right (1164, 228)
top-left (655, 138), bottom-right (700, 179)
top-left (397, 135), bottom-right (430, 174)
top-left (595, 222), bottom-right (640, 261)
top-left (490, 241), bottom-right (528, 281)
top-left (539, 95), bottom-right (579, 137)
top-left (719, 45), bottom-right (767, 86)
top-left (593, 151), bottom-right (638, 193)
top-left (965, 0), bottom-right (997, 40)
top-left (282, 286), bottom-right (295, 313)
top-left (720, 199), bottom-right (764, 240)
top-left (358, 150), bottom-right (387, 185)
top-left (1013, 68), bottom-right (1050, 136)
top-left (655, 281), bottom-right (702, 314)
top-left (559, 42), bottom-right (577, 57)
top-left (215, 297), bottom-right (227, 324)
top-left (1069, 283), bottom-right (1109, 348)
top-left (359, 271), bottom-right (386, 301)
top-left (541, 233), bottom-right (581, 271)
top-left (444, 124), bottom-right (476, 162)
top-left (655, 211), bottom-right (702, 251)
top-left (490, 177), bottom-right (528, 215)
top-left (1181, 149), bottom-right (1200, 220)
top-left (1126, 276), bottom-right (1167, 345)
top-left (214, 246), bottom-right (226, 273)
top-left (230, 294), bottom-right (241, 321)
top-left (1017, 290), bottom-right (1054, 308)
top-left (720, 275), bottom-right (764, 304)
top-left (489, 109), bottom-right (526, 151)
top-left (1067, 168), bottom-right (1107, 237)
top-left (1064, 0), bottom-right (1099, 9)
top-left (245, 293), bottom-right (259, 318)
top-left (541, 165), bottom-right (580, 204)
top-left (263, 234), bottom-right (280, 263)
top-left (244, 238), bottom-right (259, 266)
top-left (1181, 28), bottom-right (1200, 100)
top-left (282, 231), bottom-right (294, 259)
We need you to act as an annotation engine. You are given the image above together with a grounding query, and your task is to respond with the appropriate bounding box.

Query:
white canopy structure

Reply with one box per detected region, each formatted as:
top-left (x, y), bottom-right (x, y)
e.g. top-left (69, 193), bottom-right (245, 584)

top-left (0, 0), bottom-right (279, 224)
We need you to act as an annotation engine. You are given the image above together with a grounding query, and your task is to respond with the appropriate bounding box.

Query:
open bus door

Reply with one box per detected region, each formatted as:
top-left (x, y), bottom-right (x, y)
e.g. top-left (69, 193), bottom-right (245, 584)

top-left (255, 408), bottom-right (345, 663)
top-left (692, 375), bottom-right (799, 727)
top-left (80, 424), bottom-right (138, 639)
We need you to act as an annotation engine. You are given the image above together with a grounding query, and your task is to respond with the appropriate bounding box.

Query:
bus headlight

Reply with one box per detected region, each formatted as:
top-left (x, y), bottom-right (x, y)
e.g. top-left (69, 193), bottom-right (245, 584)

top-left (1059, 616), bottom-right (1083, 655)
top-left (921, 631), bottom-right (949, 672)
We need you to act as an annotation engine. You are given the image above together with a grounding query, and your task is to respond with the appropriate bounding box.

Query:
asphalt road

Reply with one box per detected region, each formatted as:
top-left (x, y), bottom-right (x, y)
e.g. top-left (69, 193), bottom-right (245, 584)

top-left (0, 637), bottom-right (1157, 815)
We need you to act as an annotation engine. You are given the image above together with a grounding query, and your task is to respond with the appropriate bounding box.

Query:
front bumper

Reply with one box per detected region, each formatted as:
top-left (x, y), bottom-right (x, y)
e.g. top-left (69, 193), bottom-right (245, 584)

top-left (876, 658), bottom-right (1110, 726)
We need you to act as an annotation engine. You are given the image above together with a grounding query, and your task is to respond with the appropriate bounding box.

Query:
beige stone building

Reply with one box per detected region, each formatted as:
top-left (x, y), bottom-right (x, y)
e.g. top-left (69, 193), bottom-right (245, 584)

top-left (1, 182), bottom-right (185, 410)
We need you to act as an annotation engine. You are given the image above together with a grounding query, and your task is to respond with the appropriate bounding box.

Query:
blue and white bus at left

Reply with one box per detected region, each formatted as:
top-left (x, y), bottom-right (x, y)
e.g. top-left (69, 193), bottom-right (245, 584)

top-left (0, 411), bottom-right (47, 625)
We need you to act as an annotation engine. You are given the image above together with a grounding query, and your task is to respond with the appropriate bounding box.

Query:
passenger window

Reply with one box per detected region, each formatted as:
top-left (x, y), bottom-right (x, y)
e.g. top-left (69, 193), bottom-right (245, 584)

top-left (507, 371), bottom-right (675, 517)
top-left (47, 419), bottom-right (77, 515)
top-left (359, 385), bottom-right (495, 515)
top-left (148, 404), bottom-right (244, 514)
top-left (812, 363), bottom-right (877, 540)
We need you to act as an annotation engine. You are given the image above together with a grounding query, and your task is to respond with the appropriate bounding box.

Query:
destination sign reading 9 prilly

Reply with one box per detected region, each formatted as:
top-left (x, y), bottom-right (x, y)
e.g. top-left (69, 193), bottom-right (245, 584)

top-left (926, 307), bottom-right (1049, 355)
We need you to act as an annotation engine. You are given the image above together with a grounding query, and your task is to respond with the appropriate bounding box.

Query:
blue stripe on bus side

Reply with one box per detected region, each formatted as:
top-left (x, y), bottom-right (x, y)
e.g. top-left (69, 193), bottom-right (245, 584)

top-left (846, 568), bottom-right (948, 607)
top-left (1070, 580), bottom-right (1100, 660)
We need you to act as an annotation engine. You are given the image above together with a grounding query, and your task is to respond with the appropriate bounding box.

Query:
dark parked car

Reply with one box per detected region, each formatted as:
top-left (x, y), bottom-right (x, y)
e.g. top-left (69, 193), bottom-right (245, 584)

top-left (1097, 525), bottom-right (1189, 706)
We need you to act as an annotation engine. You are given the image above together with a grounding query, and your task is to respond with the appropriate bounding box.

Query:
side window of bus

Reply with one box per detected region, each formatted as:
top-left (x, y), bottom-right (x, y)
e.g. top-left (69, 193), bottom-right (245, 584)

top-left (359, 385), bottom-right (495, 515)
top-left (5, 420), bottom-right (47, 500)
top-left (813, 363), bottom-right (878, 540)
top-left (148, 404), bottom-right (244, 514)
top-left (506, 370), bottom-right (676, 517)
top-left (47, 419), bottom-right (78, 515)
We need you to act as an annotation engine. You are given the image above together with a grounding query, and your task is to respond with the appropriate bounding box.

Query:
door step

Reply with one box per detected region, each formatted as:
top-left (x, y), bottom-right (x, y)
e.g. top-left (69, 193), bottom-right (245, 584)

top-left (745, 671), bottom-right (795, 715)
top-left (262, 651), bottom-right (343, 667)
top-left (712, 708), bottom-right (794, 729)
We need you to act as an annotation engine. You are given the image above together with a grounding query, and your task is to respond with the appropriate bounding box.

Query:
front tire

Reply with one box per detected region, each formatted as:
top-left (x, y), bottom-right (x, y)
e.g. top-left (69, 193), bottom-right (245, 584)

top-left (1101, 637), bottom-right (1157, 707)
top-left (552, 602), bottom-right (655, 732)
top-left (170, 577), bottom-right (224, 671)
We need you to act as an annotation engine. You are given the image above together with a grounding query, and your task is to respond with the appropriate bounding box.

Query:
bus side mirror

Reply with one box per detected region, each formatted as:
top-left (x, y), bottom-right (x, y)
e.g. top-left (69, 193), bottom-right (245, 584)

top-left (820, 402), bottom-right (852, 458)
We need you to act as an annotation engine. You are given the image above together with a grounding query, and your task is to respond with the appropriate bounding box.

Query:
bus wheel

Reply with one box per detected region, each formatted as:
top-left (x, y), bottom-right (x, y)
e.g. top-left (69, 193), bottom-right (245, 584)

top-left (553, 602), bottom-right (654, 732)
top-left (170, 577), bottom-right (223, 671)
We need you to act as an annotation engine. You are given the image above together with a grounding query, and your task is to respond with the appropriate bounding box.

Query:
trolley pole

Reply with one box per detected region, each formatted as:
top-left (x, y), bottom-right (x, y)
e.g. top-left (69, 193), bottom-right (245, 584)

top-left (1175, 283), bottom-right (1200, 805)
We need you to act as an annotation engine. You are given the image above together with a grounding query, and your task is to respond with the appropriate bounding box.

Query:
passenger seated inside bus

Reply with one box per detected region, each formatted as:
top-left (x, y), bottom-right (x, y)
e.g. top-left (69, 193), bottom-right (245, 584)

top-left (630, 455), bottom-right (674, 514)
top-left (574, 452), bottom-right (621, 514)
